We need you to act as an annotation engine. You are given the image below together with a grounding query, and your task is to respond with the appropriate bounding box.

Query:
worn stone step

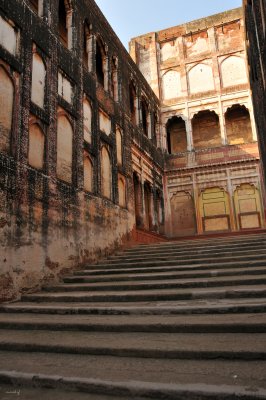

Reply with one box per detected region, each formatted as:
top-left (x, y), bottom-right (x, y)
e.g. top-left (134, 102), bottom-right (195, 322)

top-left (91, 253), bottom-right (266, 269)
top-left (110, 246), bottom-right (266, 262)
top-left (45, 274), bottom-right (266, 293)
top-left (122, 235), bottom-right (266, 254)
top-left (1, 369), bottom-right (266, 400)
top-left (21, 285), bottom-right (266, 303)
top-left (87, 255), bottom-right (266, 271)
top-left (0, 312), bottom-right (265, 333)
top-left (75, 259), bottom-right (266, 276)
top-left (64, 265), bottom-right (266, 284)
top-left (0, 329), bottom-right (265, 360)
top-left (3, 298), bottom-right (266, 315)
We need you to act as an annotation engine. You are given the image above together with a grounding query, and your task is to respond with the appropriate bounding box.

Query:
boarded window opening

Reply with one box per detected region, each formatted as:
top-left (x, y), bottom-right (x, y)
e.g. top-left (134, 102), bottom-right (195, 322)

top-left (58, 0), bottom-right (68, 47)
top-left (192, 110), bottom-right (221, 149)
top-left (166, 117), bottom-right (187, 154)
top-left (28, 123), bottom-right (45, 170)
top-left (0, 66), bottom-right (14, 153)
top-left (225, 105), bottom-right (253, 144)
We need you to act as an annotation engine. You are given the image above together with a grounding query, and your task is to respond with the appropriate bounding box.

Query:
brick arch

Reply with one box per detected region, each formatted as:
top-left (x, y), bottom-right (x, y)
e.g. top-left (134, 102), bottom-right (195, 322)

top-left (220, 55), bottom-right (247, 88)
top-left (56, 113), bottom-right (73, 183)
top-left (192, 110), bottom-right (221, 149)
top-left (28, 122), bottom-right (45, 170)
top-left (188, 63), bottom-right (214, 94)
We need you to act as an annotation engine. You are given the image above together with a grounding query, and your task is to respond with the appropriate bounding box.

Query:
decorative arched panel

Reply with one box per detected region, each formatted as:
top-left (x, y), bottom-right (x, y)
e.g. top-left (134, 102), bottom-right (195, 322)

top-left (31, 52), bottom-right (46, 109)
top-left (170, 191), bottom-right (196, 236)
top-left (116, 128), bottom-right (122, 166)
top-left (56, 115), bottom-right (73, 183)
top-left (162, 70), bottom-right (181, 100)
top-left (0, 66), bottom-right (14, 153)
top-left (199, 187), bottom-right (231, 232)
top-left (118, 176), bottom-right (126, 208)
top-left (101, 146), bottom-right (112, 199)
top-left (28, 123), bottom-right (45, 170)
top-left (221, 56), bottom-right (247, 88)
top-left (83, 97), bottom-right (92, 144)
top-left (188, 63), bottom-right (214, 94)
top-left (84, 152), bottom-right (93, 192)
top-left (234, 184), bottom-right (263, 230)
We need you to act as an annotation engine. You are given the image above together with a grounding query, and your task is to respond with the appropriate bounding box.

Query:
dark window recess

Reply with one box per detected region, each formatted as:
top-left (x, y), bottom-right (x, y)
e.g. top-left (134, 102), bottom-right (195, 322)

top-left (141, 100), bottom-right (148, 136)
top-left (129, 83), bottom-right (136, 124)
top-left (58, 0), bottom-right (68, 47)
top-left (29, 0), bottom-right (38, 13)
top-left (96, 41), bottom-right (104, 86)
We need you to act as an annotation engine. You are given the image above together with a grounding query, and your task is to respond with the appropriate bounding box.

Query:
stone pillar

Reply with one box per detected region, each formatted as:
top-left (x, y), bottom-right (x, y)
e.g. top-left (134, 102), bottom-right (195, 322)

top-left (219, 98), bottom-right (227, 145)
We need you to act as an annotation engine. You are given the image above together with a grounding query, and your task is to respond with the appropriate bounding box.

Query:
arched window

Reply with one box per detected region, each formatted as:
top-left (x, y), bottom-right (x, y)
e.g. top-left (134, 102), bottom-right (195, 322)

top-left (133, 172), bottom-right (142, 228)
top-left (96, 38), bottom-right (106, 88)
top-left (118, 177), bottom-right (126, 207)
top-left (101, 146), bottom-right (112, 199)
top-left (192, 110), bottom-right (221, 149)
top-left (111, 57), bottom-right (118, 101)
top-left (84, 152), bottom-right (93, 192)
top-left (0, 66), bottom-right (14, 153)
top-left (31, 51), bottom-right (46, 109)
top-left (225, 105), bottom-right (253, 144)
top-left (83, 97), bottom-right (92, 144)
top-left (141, 97), bottom-right (149, 137)
top-left (28, 123), bottom-right (45, 170)
top-left (129, 81), bottom-right (137, 124)
top-left (116, 128), bottom-right (122, 166)
top-left (58, 0), bottom-right (72, 49)
top-left (57, 114), bottom-right (73, 183)
top-left (0, 15), bottom-right (18, 56)
top-left (83, 22), bottom-right (90, 69)
top-left (166, 116), bottom-right (187, 154)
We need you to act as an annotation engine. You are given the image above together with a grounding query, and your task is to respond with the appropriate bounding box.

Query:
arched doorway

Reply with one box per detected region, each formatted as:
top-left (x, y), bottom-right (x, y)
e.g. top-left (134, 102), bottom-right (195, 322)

top-left (170, 191), bottom-right (196, 236)
top-left (166, 116), bottom-right (187, 154)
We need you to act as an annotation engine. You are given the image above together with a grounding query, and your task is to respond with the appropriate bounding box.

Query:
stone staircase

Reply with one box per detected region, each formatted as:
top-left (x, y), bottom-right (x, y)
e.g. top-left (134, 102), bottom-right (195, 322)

top-left (1, 233), bottom-right (266, 399)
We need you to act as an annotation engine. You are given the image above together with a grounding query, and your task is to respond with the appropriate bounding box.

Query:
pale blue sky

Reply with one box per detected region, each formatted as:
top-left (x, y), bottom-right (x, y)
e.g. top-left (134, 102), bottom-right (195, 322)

top-left (94, 0), bottom-right (243, 50)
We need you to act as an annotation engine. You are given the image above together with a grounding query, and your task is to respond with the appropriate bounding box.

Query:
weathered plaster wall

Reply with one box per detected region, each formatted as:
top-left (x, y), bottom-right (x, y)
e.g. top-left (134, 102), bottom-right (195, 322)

top-left (0, 0), bottom-right (162, 302)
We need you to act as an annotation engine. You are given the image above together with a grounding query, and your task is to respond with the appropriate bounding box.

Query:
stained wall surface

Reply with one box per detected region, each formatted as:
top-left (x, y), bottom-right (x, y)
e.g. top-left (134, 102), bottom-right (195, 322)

top-left (0, 0), bottom-right (162, 302)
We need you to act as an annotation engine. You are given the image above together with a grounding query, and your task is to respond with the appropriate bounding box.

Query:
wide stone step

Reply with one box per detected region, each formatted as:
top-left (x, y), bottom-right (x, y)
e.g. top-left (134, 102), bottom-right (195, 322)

top-left (0, 312), bottom-right (265, 333)
top-left (64, 265), bottom-right (266, 284)
top-left (122, 235), bottom-right (266, 254)
top-left (1, 356), bottom-right (266, 399)
top-left (110, 245), bottom-right (266, 262)
top-left (0, 329), bottom-right (266, 360)
top-left (45, 274), bottom-right (266, 293)
top-left (3, 298), bottom-right (266, 315)
top-left (75, 259), bottom-right (266, 276)
top-left (88, 254), bottom-right (266, 269)
top-left (1, 369), bottom-right (266, 400)
top-left (21, 285), bottom-right (266, 303)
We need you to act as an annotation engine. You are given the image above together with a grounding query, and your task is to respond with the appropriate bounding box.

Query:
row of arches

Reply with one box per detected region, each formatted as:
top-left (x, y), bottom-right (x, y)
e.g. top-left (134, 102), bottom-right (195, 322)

top-left (133, 173), bottom-right (164, 233)
top-left (166, 105), bottom-right (253, 154)
top-left (170, 184), bottom-right (263, 236)
top-left (0, 62), bottom-right (126, 207)
top-left (129, 81), bottom-right (158, 140)
top-left (162, 55), bottom-right (247, 100)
